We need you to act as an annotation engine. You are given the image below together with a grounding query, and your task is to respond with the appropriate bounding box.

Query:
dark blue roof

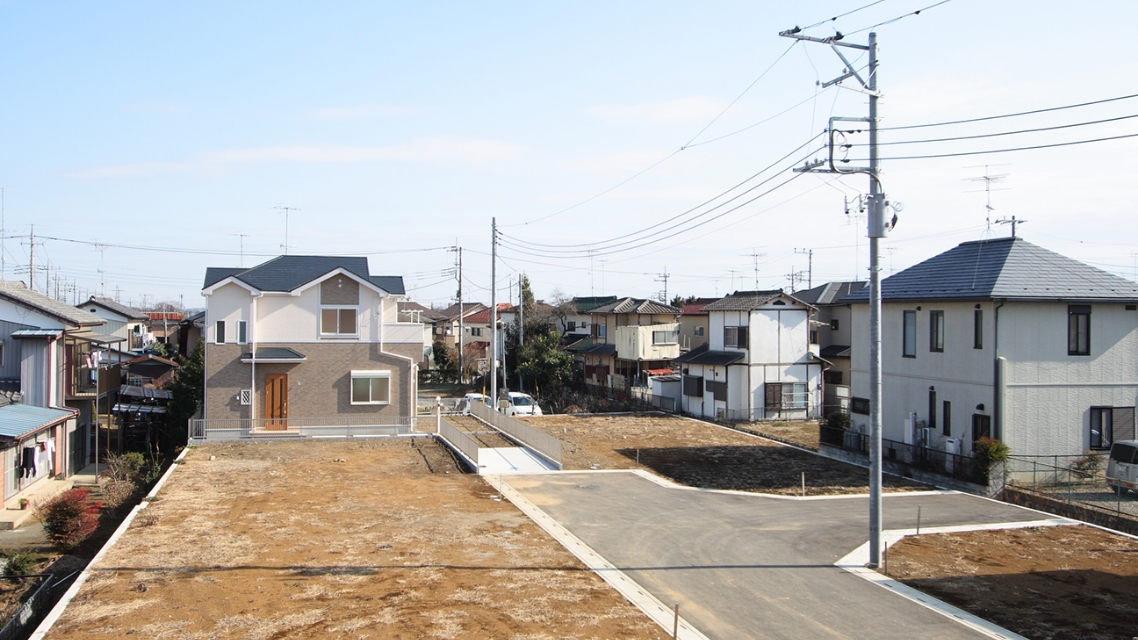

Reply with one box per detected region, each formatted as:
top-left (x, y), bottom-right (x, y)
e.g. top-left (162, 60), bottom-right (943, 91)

top-left (843, 237), bottom-right (1138, 303)
top-left (203, 256), bottom-right (404, 294)
top-left (673, 343), bottom-right (745, 366)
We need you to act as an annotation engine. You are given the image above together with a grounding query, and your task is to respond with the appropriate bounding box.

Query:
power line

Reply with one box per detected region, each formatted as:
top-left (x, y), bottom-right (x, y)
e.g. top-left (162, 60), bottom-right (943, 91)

top-left (869, 113), bottom-right (1138, 146)
top-left (800, 0), bottom-right (886, 31)
top-left (872, 131), bottom-right (1138, 160)
top-left (879, 92), bottom-right (1138, 131)
top-left (26, 234), bottom-right (452, 257)
top-left (844, 0), bottom-right (955, 36)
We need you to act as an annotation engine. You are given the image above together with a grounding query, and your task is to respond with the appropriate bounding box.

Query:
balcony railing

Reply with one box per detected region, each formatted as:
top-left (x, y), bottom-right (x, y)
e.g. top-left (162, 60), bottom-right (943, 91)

top-left (188, 416), bottom-right (417, 442)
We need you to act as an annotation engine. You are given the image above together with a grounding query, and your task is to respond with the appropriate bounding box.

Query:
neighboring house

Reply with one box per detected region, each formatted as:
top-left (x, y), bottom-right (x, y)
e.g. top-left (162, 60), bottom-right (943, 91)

top-left (174, 311), bottom-right (205, 357)
top-left (461, 303), bottom-right (513, 373)
top-left (0, 396), bottom-right (79, 510)
top-left (557, 296), bottom-right (616, 340)
top-left (79, 297), bottom-right (150, 351)
top-left (145, 311), bottom-right (181, 346)
top-left (435, 302), bottom-right (487, 358)
top-left (844, 237), bottom-right (1138, 458)
top-left (122, 353), bottom-right (179, 389)
top-left (793, 281), bottom-right (866, 415)
top-left (580, 298), bottom-right (681, 389)
top-left (398, 301), bottom-right (446, 370)
top-left (674, 290), bottom-right (822, 422)
top-left (678, 298), bottom-right (721, 352)
top-left (200, 256), bottom-right (421, 430)
top-left (0, 281), bottom-right (119, 478)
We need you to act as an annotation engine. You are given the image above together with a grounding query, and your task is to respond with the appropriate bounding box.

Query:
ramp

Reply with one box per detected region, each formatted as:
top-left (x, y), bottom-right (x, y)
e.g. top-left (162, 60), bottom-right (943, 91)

top-left (478, 447), bottom-right (560, 474)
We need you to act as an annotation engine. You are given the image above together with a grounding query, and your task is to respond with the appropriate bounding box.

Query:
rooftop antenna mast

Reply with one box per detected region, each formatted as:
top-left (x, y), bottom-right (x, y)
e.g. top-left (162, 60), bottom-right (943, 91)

top-left (94, 242), bottom-right (109, 297)
top-left (232, 233), bottom-right (250, 267)
top-left (273, 205), bottom-right (300, 255)
top-left (964, 165), bottom-right (1009, 230)
top-left (749, 249), bottom-right (766, 289)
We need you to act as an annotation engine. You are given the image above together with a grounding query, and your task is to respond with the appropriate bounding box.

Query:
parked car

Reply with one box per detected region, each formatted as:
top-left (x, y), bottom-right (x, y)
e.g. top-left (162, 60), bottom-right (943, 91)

top-left (501, 392), bottom-right (543, 417)
top-left (1106, 439), bottom-right (1138, 496)
top-left (457, 393), bottom-right (490, 414)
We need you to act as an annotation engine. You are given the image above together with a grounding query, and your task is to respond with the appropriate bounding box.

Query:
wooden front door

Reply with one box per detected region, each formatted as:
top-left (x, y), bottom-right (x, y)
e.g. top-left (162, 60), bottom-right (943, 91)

top-left (265, 374), bottom-right (288, 430)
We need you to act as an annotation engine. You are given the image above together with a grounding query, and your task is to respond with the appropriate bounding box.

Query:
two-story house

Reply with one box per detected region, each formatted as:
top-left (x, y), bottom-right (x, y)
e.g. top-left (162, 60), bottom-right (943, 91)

top-left (678, 298), bottom-right (720, 352)
top-left (793, 281), bottom-right (866, 415)
top-left (845, 237), bottom-right (1138, 457)
top-left (79, 297), bottom-right (151, 352)
top-left (579, 298), bottom-right (680, 389)
top-left (200, 256), bottom-right (420, 434)
top-left (674, 290), bottom-right (822, 422)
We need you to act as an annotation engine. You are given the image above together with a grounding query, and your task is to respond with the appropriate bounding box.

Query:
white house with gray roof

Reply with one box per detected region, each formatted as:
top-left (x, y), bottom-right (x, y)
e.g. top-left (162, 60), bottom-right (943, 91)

top-left (845, 237), bottom-right (1138, 458)
top-left (199, 256), bottom-right (423, 437)
top-left (674, 290), bottom-right (822, 421)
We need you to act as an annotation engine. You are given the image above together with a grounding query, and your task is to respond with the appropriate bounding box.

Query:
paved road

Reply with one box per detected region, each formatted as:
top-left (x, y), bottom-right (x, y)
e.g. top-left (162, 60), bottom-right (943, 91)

top-left (505, 472), bottom-right (1055, 640)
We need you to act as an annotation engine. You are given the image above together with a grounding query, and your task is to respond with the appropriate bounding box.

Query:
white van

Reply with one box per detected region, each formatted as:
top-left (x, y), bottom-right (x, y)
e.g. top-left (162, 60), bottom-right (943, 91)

top-left (501, 392), bottom-right (543, 417)
top-left (1106, 439), bottom-right (1138, 496)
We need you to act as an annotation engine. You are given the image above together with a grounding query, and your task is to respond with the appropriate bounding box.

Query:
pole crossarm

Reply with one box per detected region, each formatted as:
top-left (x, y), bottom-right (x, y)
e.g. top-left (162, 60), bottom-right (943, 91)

top-left (778, 29), bottom-right (869, 51)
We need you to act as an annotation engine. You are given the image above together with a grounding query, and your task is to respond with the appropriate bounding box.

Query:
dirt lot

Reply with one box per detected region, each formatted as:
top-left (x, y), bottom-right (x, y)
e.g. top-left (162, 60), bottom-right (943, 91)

top-left (736, 420), bottom-right (820, 449)
top-left (43, 438), bottom-right (664, 640)
top-left (525, 414), bottom-right (928, 496)
top-left (882, 525), bottom-right (1138, 640)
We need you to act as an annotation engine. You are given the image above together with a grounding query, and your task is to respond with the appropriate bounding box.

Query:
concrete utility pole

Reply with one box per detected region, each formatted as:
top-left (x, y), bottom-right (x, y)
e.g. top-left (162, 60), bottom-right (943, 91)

top-left (795, 249), bottom-right (813, 290)
top-left (490, 218), bottom-right (499, 406)
top-left (781, 27), bottom-right (889, 568)
top-left (656, 269), bottom-right (670, 303)
top-left (518, 274), bottom-right (525, 393)
top-left (456, 247), bottom-right (464, 383)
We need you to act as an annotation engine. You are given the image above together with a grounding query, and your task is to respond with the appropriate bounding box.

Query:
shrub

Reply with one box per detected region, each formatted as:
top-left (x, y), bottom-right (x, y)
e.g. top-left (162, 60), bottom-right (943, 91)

top-left (1, 550), bottom-right (37, 576)
top-left (973, 436), bottom-right (1010, 465)
top-left (40, 489), bottom-right (99, 552)
top-left (103, 452), bottom-right (144, 483)
top-left (823, 412), bottom-right (850, 431)
top-left (100, 479), bottom-right (138, 511)
top-left (1070, 451), bottom-right (1105, 479)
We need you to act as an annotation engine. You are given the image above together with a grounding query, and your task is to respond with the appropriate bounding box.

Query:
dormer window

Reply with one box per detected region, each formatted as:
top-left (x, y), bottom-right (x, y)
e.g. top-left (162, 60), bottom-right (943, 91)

top-left (321, 307), bottom-right (358, 337)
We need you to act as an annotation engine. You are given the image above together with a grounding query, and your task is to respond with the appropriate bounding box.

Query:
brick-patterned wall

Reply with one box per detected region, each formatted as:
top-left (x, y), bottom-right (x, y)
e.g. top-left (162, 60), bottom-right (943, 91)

top-left (205, 342), bottom-right (415, 419)
top-left (320, 277), bottom-right (359, 305)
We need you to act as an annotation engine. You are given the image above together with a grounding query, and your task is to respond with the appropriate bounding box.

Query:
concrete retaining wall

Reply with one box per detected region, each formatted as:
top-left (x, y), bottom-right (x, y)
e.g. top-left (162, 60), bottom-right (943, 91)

top-left (1001, 486), bottom-right (1138, 536)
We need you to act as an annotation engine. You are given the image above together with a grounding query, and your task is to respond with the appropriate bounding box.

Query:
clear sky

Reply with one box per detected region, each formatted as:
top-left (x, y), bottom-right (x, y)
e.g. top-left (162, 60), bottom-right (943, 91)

top-left (2, 1), bottom-right (1136, 310)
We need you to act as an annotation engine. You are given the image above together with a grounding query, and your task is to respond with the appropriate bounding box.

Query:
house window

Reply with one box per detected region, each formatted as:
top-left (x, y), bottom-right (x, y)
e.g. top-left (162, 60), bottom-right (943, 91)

top-left (237, 321), bottom-right (247, 345)
top-left (598, 325), bottom-right (606, 339)
top-left (351, 371), bottom-right (391, 405)
top-left (682, 375), bottom-right (703, 397)
top-left (724, 326), bottom-right (747, 349)
top-left (470, 327), bottom-right (483, 337)
top-left (1089, 406), bottom-right (1134, 450)
top-left (851, 397), bottom-right (870, 415)
top-left (694, 326), bottom-right (705, 337)
top-left (810, 329), bottom-right (819, 344)
top-left (1068, 305), bottom-right (1090, 355)
top-left (972, 414), bottom-right (991, 443)
top-left (929, 311), bottom-right (944, 352)
top-left (973, 308), bottom-right (983, 349)
top-left (928, 389), bottom-right (937, 431)
top-left (567, 321), bottom-right (576, 331)
top-left (830, 318), bottom-right (840, 331)
top-left (824, 370), bottom-right (843, 385)
top-left (215, 320), bottom-right (226, 344)
top-left (943, 400), bottom-right (951, 436)
top-left (652, 329), bottom-right (677, 345)
top-left (706, 379), bottom-right (727, 402)
top-left (321, 307), bottom-right (358, 336)
top-left (785, 383), bottom-right (807, 408)
top-left (902, 311), bottom-right (916, 357)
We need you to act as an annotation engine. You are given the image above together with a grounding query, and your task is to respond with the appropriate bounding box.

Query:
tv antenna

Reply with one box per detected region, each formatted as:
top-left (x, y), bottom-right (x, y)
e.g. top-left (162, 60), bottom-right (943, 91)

top-left (273, 205), bottom-right (301, 254)
top-left (231, 233), bottom-right (250, 267)
top-left (964, 165), bottom-right (1010, 229)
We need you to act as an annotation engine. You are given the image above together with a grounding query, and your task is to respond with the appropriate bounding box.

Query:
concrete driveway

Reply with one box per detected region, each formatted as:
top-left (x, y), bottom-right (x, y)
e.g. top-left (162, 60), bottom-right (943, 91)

top-left (503, 472), bottom-right (1058, 640)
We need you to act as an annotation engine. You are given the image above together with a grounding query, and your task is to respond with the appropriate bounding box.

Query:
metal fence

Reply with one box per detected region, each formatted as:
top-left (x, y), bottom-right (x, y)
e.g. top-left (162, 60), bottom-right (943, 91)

top-left (469, 401), bottom-right (562, 468)
top-left (188, 416), bottom-right (416, 442)
top-left (438, 417), bottom-right (480, 468)
top-left (716, 406), bottom-right (813, 423)
top-left (579, 383), bottom-right (676, 413)
top-left (0, 574), bottom-right (53, 640)
top-left (819, 425), bottom-right (985, 484)
top-left (1004, 455), bottom-right (1138, 520)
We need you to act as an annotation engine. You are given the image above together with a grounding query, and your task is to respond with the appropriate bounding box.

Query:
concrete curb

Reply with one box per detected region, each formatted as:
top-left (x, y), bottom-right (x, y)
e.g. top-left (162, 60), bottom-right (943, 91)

top-left (835, 518), bottom-right (1077, 640)
top-left (486, 475), bottom-right (709, 640)
top-left (29, 447), bottom-right (191, 640)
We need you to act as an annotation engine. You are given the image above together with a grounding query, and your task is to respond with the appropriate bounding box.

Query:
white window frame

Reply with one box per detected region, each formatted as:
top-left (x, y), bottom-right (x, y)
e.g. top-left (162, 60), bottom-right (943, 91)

top-left (652, 329), bottom-right (678, 345)
top-left (215, 320), bottom-right (226, 344)
top-left (320, 306), bottom-right (360, 338)
top-left (350, 370), bottom-right (391, 405)
top-left (237, 320), bottom-right (248, 345)
top-left (470, 327), bottom-right (483, 337)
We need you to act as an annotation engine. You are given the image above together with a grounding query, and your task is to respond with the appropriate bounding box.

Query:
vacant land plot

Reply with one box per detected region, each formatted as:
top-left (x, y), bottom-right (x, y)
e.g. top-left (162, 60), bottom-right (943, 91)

top-left (524, 414), bottom-right (928, 495)
top-left (735, 419), bottom-right (820, 449)
top-left (43, 438), bottom-right (663, 640)
top-left (882, 525), bottom-right (1138, 640)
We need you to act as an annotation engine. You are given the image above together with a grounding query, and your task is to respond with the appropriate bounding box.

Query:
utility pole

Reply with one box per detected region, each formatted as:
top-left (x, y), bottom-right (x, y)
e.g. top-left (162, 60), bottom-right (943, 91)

top-left (656, 268), bottom-right (670, 303)
top-left (0, 185), bottom-right (11, 282)
top-left (795, 249), bottom-right (814, 289)
top-left (449, 246), bottom-right (464, 384)
top-left (781, 26), bottom-right (888, 568)
top-left (24, 225), bottom-right (41, 292)
top-left (274, 205), bottom-right (300, 255)
top-left (490, 218), bottom-right (499, 406)
top-left (518, 274), bottom-right (525, 393)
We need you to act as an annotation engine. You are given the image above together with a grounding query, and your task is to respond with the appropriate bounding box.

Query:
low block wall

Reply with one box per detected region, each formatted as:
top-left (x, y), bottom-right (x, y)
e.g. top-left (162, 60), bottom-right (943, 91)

top-left (1000, 486), bottom-right (1138, 537)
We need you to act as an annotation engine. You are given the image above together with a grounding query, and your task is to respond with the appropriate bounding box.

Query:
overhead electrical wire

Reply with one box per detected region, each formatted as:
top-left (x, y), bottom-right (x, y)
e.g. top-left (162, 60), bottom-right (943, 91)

top-left (879, 92), bottom-right (1138, 131)
top-left (843, 0), bottom-right (956, 37)
top-left (843, 113), bottom-right (1138, 146)
top-left (869, 132), bottom-right (1138, 160)
top-left (800, 0), bottom-right (886, 31)
top-left (23, 234), bottom-right (453, 258)
top-left (500, 132), bottom-right (827, 252)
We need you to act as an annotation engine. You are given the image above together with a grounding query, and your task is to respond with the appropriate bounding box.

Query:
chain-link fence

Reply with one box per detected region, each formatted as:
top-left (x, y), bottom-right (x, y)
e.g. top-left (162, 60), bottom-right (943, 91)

top-left (1004, 455), bottom-right (1137, 520)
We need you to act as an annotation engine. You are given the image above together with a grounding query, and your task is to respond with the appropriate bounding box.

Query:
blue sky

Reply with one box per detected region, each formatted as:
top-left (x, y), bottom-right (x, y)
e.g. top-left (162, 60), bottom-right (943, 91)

top-left (3, 1), bottom-right (1137, 309)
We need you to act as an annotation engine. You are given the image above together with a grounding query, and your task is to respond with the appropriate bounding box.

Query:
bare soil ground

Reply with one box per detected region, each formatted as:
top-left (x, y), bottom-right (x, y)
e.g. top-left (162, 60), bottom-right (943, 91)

top-left (734, 420), bottom-right (820, 450)
top-left (881, 525), bottom-right (1138, 640)
top-left (524, 414), bottom-right (928, 496)
top-left (43, 438), bottom-right (664, 640)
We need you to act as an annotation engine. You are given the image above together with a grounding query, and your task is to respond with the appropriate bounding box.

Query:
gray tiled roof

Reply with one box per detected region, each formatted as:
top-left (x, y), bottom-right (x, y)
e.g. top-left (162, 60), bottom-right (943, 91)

top-left (572, 296), bottom-right (618, 312)
top-left (81, 296), bottom-right (148, 321)
top-left (794, 282), bottom-right (867, 306)
top-left (672, 343), bottom-right (745, 366)
top-left (843, 238), bottom-right (1138, 302)
top-left (578, 342), bottom-right (617, 356)
top-left (703, 290), bottom-right (790, 312)
top-left (589, 298), bottom-right (680, 315)
top-left (0, 282), bottom-right (105, 327)
top-left (203, 256), bottom-right (404, 295)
